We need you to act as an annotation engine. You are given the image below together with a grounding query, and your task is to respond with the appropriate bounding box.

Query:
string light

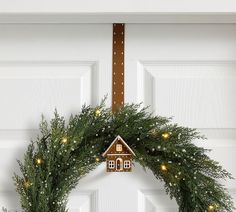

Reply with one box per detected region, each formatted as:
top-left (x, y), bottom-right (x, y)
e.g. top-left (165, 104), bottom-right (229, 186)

top-left (95, 109), bottom-right (101, 117)
top-left (208, 204), bottom-right (215, 211)
top-left (36, 158), bottom-right (43, 165)
top-left (149, 129), bottom-right (157, 136)
top-left (95, 157), bottom-right (100, 162)
top-left (162, 132), bottom-right (170, 140)
top-left (160, 164), bottom-right (167, 171)
top-left (24, 180), bottom-right (32, 189)
top-left (61, 137), bottom-right (68, 144)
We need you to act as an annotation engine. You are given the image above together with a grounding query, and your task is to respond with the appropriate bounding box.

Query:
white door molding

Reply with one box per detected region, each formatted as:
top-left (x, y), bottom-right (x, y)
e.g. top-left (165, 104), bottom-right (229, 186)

top-left (1, 12), bottom-right (236, 24)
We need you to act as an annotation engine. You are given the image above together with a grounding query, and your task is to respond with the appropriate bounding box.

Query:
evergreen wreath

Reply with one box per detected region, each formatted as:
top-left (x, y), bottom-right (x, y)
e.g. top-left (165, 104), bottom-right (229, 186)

top-left (12, 101), bottom-right (234, 212)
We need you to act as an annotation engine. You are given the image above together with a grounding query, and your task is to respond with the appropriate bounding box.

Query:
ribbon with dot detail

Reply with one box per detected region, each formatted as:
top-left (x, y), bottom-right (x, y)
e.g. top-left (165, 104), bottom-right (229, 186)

top-left (112, 23), bottom-right (125, 112)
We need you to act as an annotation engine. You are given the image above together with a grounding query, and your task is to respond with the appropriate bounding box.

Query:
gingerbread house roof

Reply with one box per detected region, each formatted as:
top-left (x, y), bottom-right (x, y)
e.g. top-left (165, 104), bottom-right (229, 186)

top-left (102, 135), bottom-right (136, 157)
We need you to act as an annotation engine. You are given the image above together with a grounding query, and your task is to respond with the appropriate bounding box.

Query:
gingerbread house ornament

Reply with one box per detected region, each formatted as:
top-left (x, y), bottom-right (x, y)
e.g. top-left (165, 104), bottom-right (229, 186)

top-left (102, 135), bottom-right (135, 172)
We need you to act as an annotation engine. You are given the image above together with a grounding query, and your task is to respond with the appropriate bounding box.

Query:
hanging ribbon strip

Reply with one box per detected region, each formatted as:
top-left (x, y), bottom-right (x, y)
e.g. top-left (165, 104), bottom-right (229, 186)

top-left (112, 23), bottom-right (125, 112)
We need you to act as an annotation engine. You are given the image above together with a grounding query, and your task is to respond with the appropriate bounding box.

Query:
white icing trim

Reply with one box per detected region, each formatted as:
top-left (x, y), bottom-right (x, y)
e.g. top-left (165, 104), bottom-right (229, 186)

top-left (107, 153), bottom-right (132, 156)
top-left (102, 135), bottom-right (136, 157)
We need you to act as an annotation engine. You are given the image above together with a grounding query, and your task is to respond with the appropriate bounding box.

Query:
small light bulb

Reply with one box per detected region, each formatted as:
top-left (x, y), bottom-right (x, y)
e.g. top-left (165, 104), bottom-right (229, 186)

top-left (36, 158), bottom-right (42, 165)
top-left (62, 137), bottom-right (68, 144)
top-left (24, 181), bottom-right (32, 189)
top-left (149, 129), bottom-right (156, 135)
top-left (161, 164), bottom-right (167, 171)
top-left (95, 157), bottom-right (100, 162)
top-left (162, 132), bottom-right (170, 139)
top-left (95, 109), bottom-right (101, 117)
top-left (208, 205), bottom-right (215, 211)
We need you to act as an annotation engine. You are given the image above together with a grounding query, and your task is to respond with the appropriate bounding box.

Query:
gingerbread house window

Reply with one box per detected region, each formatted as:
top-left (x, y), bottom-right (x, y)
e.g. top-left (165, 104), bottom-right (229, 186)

top-left (116, 144), bottom-right (122, 151)
top-left (108, 160), bottom-right (115, 169)
top-left (124, 160), bottom-right (131, 169)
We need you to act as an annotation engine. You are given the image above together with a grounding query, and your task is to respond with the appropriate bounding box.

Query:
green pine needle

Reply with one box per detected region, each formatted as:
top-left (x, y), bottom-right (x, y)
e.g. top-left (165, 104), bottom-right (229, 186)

top-left (11, 102), bottom-right (235, 212)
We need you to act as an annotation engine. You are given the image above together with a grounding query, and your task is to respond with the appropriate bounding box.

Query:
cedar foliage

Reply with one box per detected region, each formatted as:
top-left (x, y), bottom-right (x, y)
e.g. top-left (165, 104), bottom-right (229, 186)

top-left (13, 101), bottom-right (234, 212)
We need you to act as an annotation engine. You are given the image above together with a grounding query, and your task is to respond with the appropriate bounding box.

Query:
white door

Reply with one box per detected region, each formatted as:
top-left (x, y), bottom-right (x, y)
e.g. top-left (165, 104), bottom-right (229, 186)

top-left (0, 23), bottom-right (235, 212)
top-left (0, 23), bottom-right (112, 211)
top-left (125, 24), bottom-right (236, 210)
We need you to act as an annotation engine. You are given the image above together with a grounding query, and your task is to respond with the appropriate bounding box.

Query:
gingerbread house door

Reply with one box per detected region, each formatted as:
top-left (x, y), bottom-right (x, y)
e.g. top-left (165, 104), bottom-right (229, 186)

top-left (116, 158), bottom-right (123, 171)
top-left (0, 20), bottom-right (235, 212)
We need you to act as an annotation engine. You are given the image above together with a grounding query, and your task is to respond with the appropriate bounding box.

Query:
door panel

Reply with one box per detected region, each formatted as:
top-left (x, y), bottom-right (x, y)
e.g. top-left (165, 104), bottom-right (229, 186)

top-left (125, 24), bottom-right (236, 211)
top-left (134, 60), bottom-right (236, 128)
top-left (68, 163), bottom-right (178, 212)
top-left (0, 24), bottom-right (112, 211)
top-left (0, 61), bottom-right (99, 129)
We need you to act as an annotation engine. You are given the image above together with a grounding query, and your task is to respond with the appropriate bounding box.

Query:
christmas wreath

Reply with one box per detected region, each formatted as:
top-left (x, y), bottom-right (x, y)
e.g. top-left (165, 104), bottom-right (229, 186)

top-left (12, 101), bottom-right (234, 212)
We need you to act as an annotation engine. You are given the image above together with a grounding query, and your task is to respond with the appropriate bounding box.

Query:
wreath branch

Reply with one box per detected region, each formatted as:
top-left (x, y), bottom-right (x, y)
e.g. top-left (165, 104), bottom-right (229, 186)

top-left (10, 102), bottom-right (235, 212)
